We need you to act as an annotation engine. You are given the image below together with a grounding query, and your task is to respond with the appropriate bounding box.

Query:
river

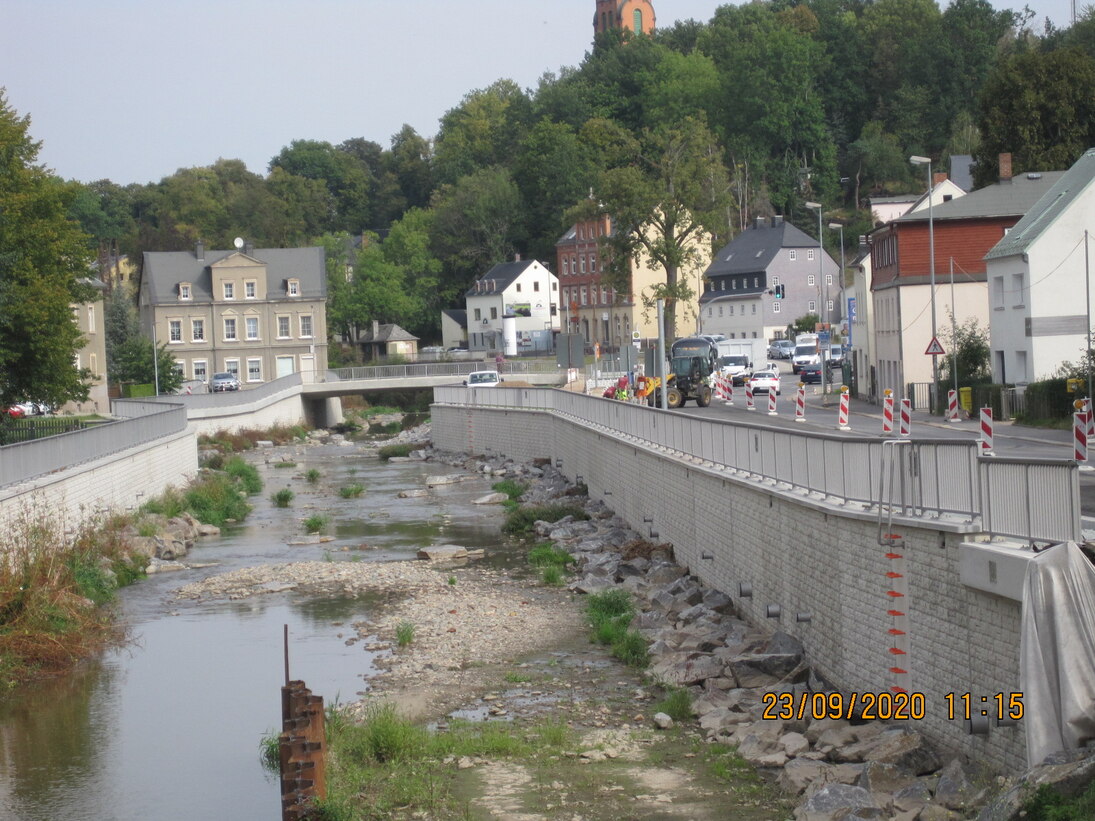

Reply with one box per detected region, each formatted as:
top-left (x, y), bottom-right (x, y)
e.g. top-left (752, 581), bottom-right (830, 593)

top-left (0, 440), bottom-right (508, 820)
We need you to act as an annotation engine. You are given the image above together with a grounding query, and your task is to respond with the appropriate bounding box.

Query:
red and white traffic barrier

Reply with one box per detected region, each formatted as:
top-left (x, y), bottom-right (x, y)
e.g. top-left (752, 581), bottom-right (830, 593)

top-left (837, 386), bottom-right (850, 430)
top-left (795, 384), bottom-right (806, 422)
top-left (979, 407), bottom-right (994, 455)
top-left (1075, 411), bottom-right (1089, 463)
top-left (746, 381), bottom-right (755, 411)
top-left (947, 389), bottom-right (959, 422)
top-left (714, 374), bottom-right (727, 401)
top-left (899, 398), bottom-right (911, 438)
top-left (768, 386), bottom-right (778, 416)
top-left (186, 384), bottom-right (192, 395)
top-left (724, 376), bottom-right (734, 405)
top-left (882, 391), bottom-right (894, 435)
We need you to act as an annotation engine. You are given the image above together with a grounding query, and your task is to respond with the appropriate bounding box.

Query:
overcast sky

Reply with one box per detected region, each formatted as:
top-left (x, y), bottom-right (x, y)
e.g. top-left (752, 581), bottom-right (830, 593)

top-left (1, 0), bottom-right (1077, 186)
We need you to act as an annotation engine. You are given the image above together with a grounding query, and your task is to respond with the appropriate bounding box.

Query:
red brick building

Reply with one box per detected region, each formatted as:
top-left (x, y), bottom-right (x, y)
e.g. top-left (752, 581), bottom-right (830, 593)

top-left (593, 0), bottom-right (655, 37)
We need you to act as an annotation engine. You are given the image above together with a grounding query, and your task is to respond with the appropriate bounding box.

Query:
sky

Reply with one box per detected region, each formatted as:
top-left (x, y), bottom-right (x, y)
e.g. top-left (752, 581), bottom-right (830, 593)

top-left (1, 0), bottom-right (1079, 186)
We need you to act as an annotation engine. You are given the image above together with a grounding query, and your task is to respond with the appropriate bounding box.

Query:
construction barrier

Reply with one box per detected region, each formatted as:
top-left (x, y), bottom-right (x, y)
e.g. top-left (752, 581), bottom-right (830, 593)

top-left (882, 391), bottom-right (894, 435)
top-left (899, 399), bottom-right (911, 439)
top-left (722, 375), bottom-right (734, 405)
top-left (768, 387), bottom-right (778, 416)
top-left (1076, 411), bottom-right (1089, 463)
top-left (947, 389), bottom-right (959, 422)
top-left (746, 381), bottom-right (755, 411)
top-left (837, 386), bottom-right (850, 431)
top-left (795, 384), bottom-right (806, 422)
top-left (980, 407), bottom-right (994, 455)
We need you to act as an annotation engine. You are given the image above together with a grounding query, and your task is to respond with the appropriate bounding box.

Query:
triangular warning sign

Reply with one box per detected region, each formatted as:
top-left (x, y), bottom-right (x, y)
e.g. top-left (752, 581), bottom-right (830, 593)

top-left (925, 337), bottom-right (946, 356)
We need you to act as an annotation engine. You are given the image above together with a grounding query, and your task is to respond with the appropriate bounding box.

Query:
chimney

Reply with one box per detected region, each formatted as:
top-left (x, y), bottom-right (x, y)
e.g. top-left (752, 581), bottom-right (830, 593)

top-left (753, 216), bottom-right (764, 230)
top-left (491, 278), bottom-right (497, 292)
top-left (514, 253), bottom-right (521, 262)
top-left (932, 172), bottom-right (948, 186)
top-left (771, 215), bottom-right (784, 227)
top-left (195, 240), bottom-right (204, 260)
top-left (999, 152), bottom-right (1013, 182)
top-left (244, 241), bottom-right (254, 256)
top-left (372, 320), bottom-right (379, 339)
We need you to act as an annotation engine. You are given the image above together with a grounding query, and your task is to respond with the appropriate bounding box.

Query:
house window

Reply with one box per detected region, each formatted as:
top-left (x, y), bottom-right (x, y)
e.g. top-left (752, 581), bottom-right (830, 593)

top-left (729, 305), bottom-right (734, 315)
top-left (193, 360), bottom-right (207, 381)
top-left (247, 358), bottom-right (262, 382)
top-left (246, 317), bottom-right (259, 340)
top-left (534, 280), bottom-right (540, 292)
top-left (191, 318), bottom-right (204, 341)
top-left (825, 274), bottom-right (833, 286)
top-left (580, 286), bottom-right (587, 305)
top-left (516, 283), bottom-right (522, 292)
top-left (173, 360), bottom-right (185, 378)
top-left (827, 300), bottom-right (834, 312)
top-left (579, 256), bottom-right (586, 274)
top-left (224, 318), bottom-right (237, 341)
top-left (808, 250), bottom-right (815, 261)
top-left (223, 281), bottom-right (235, 300)
top-left (808, 275), bottom-right (815, 286)
top-left (731, 280), bottom-right (737, 290)
top-left (287, 279), bottom-right (300, 297)
top-left (89, 353), bottom-right (98, 375)
top-left (1012, 273), bottom-right (1025, 307)
top-left (773, 301), bottom-right (781, 313)
top-left (571, 255), bottom-right (576, 272)
top-left (169, 319), bottom-right (182, 342)
top-left (87, 305), bottom-right (96, 332)
top-left (277, 316), bottom-right (290, 338)
top-left (601, 286), bottom-right (608, 304)
top-left (789, 250), bottom-right (797, 261)
top-left (589, 256), bottom-right (596, 273)
top-left (718, 306), bottom-right (723, 317)
top-left (994, 276), bottom-right (1005, 309)
top-left (752, 304), bottom-right (757, 314)
top-left (179, 282), bottom-right (192, 300)
top-left (224, 359), bottom-right (240, 377)
top-left (300, 315), bottom-right (313, 338)
top-left (753, 276), bottom-right (759, 288)
top-left (474, 308), bottom-right (482, 321)
top-left (808, 300), bottom-right (816, 312)
top-left (563, 258), bottom-right (569, 275)
top-left (490, 307), bottom-right (498, 319)
top-left (245, 280), bottom-right (257, 299)
top-left (633, 8), bottom-right (642, 32)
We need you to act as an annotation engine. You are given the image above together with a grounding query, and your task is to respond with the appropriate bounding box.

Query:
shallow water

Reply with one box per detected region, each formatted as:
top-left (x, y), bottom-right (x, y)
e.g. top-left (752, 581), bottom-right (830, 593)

top-left (0, 443), bottom-right (510, 820)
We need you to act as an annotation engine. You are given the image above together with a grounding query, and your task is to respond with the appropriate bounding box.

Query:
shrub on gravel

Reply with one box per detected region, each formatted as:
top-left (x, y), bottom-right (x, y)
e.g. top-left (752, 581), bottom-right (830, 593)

top-left (502, 503), bottom-right (588, 535)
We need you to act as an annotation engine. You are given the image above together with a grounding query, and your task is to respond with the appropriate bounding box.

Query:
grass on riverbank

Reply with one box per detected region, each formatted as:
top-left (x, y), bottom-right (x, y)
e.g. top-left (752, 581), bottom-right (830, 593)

top-left (198, 423), bottom-right (309, 453)
top-left (0, 508), bottom-right (145, 690)
top-left (585, 589), bottom-right (649, 668)
top-left (502, 502), bottom-right (589, 535)
top-left (1021, 781), bottom-right (1095, 820)
top-left (141, 472), bottom-right (252, 526)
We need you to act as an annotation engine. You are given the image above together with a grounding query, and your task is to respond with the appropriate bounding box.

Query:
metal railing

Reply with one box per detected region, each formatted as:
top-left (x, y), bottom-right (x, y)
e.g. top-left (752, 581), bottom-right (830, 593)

top-left (321, 361), bottom-right (563, 382)
top-left (0, 399), bottom-right (188, 490)
top-left (433, 385), bottom-right (1080, 543)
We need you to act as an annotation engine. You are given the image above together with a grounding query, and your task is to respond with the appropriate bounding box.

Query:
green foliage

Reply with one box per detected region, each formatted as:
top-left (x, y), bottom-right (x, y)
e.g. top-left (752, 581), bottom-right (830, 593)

top-left (339, 484), bottom-right (365, 499)
top-left (395, 621), bottom-right (415, 647)
top-left (447, 576), bottom-right (456, 586)
top-left (540, 565), bottom-right (565, 586)
top-left (504, 671), bottom-right (533, 683)
top-left (491, 479), bottom-right (527, 503)
top-left (654, 687), bottom-right (694, 722)
top-left (938, 315), bottom-right (991, 386)
top-left (528, 543), bottom-right (573, 568)
top-left (184, 475), bottom-right (253, 525)
top-left (271, 488), bottom-right (294, 508)
top-left (258, 731), bottom-right (280, 773)
top-left (502, 503), bottom-right (589, 535)
top-left (224, 457), bottom-right (263, 495)
top-left (303, 515), bottom-right (328, 534)
top-left (585, 588), bottom-right (648, 667)
top-left (1020, 781), bottom-right (1095, 820)
top-left (378, 443), bottom-right (415, 461)
top-left (273, 460), bottom-right (297, 469)
top-left (305, 468), bottom-right (321, 483)
top-left (0, 92), bottom-right (97, 409)
top-left (1016, 379), bottom-right (1076, 423)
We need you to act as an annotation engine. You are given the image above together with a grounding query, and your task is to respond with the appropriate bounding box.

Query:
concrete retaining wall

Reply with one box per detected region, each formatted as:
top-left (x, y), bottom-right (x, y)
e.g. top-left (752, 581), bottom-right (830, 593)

top-left (0, 428), bottom-right (199, 533)
top-left (185, 392), bottom-right (306, 438)
top-left (433, 403), bottom-right (1026, 772)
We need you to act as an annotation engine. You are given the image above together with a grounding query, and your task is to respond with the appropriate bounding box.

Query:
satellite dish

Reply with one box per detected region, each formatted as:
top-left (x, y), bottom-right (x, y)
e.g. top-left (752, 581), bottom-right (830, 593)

top-left (233, 237), bottom-right (244, 250)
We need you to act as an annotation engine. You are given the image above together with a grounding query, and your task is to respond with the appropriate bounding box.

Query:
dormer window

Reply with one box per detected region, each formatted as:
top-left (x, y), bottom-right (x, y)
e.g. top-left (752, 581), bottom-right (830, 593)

top-left (244, 279), bottom-right (257, 299)
top-left (179, 282), bottom-right (192, 300)
top-left (287, 279), bottom-right (300, 297)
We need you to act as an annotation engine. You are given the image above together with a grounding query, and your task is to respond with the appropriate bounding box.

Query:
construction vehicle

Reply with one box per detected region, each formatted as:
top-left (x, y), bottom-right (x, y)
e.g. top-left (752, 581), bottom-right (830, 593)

top-left (644, 336), bottom-right (718, 408)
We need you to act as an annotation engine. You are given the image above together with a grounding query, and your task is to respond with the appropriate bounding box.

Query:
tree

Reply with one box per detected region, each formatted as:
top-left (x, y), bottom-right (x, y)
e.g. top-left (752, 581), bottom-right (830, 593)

top-left (382, 208), bottom-right (442, 338)
top-left (938, 314), bottom-right (990, 385)
top-left (0, 91), bottom-right (95, 408)
top-left (432, 80), bottom-right (531, 186)
top-left (789, 314), bottom-right (821, 338)
top-left (587, 117), bottom-right (731, 342)
top-left (973, 48), bottom-right (1095, 186)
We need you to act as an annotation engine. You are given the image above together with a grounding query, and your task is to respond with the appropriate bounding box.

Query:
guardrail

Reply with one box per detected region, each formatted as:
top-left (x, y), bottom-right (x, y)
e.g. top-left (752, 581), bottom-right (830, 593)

top-left (433, 385), bottom-right (1080, 544)
top-left (0, 399), bottom-right (188, 490)
top-left (321, 361), bottom-right (563, 382)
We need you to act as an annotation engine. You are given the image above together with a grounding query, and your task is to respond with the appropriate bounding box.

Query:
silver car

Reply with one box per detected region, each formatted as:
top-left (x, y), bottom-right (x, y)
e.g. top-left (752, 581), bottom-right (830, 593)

top-left (210, 372), bottom-right (241, 392)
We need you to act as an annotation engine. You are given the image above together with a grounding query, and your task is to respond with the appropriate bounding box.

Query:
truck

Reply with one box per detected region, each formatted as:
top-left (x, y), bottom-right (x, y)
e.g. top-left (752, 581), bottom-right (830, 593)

top-left (791, 333), bottom-right (820, 374)
top-left (716, 339), bottom-right (767, 385)
top-left (647, 336), bottom-right (719, 408)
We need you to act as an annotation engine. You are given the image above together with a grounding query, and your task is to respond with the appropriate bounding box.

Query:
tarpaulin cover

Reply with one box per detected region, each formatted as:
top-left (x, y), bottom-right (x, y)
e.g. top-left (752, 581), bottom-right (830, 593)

top-left (1020, 541), bottom-right (1095, 766)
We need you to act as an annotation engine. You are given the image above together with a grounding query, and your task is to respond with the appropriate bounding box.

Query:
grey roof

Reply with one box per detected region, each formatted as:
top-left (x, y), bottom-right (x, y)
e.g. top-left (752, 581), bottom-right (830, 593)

top-left (895, 171), bottom-right (1066, 224)
top-left (870, 194), bottom-right (919, 205)
top-left (703, 218), bottom-right (821, 278)
top-left (143, 246), bottom-right (326, 303)
top-left (360, 323), bottom-right (418, 343)
top-left (985, 148), bottom-right (1095, 260)
top-left (464, 260), bottom-right (538, 297)
top-left (949, 154), bottom-right (974, 192)
top-left (442, 308), bottom-right (468, 329)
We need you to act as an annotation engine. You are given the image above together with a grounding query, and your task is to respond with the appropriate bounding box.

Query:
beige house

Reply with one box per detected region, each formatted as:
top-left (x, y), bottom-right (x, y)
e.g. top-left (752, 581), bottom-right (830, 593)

top-left (140, 241), bottom-right (328, 388)
top-left (61, 278), bottom-right (109, 414)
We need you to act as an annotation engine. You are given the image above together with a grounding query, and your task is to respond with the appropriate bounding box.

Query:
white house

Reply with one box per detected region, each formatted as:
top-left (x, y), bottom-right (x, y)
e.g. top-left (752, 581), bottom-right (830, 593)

top-left (984, 148), bottom-right (1095, 384)
top-left (465, 258), bottom-right (560, 352)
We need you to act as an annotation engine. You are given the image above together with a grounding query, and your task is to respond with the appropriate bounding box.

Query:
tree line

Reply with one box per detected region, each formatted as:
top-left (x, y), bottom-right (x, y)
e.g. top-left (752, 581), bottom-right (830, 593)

top-left (5, 1), bottom-right (1095, 404)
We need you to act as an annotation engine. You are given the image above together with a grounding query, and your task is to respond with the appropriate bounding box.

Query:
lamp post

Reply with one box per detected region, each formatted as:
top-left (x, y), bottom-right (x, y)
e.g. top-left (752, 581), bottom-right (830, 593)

top-left (910, 155), bottom-right (937, 410)
top-left (805, 201), bottom-right (827, 399)
top-left (829, 221), bottom-right (845, 387)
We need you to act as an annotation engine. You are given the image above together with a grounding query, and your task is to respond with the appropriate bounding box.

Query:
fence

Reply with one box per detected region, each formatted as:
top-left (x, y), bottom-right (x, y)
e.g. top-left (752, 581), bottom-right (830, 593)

top-left (0, 416), bottom-right (88, 446)
top-left (434, 385), bottom-right (1080, 545)
top-left (322, 360), bottom-right (562, 383)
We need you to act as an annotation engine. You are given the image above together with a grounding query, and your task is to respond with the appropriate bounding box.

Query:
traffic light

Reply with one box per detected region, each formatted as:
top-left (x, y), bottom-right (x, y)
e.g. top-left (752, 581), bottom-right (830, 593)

top-left (774, 284), bottom-right (785, 299)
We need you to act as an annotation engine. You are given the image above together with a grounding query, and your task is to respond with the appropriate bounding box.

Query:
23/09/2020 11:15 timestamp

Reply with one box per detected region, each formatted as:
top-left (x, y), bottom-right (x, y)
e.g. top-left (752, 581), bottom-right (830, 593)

top-left (945, 692), bottom-right (1024, 721)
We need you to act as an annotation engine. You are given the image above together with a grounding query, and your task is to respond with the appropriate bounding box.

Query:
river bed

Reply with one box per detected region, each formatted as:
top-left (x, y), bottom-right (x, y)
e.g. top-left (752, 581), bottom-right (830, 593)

top-left (0, 440), bottom-right (510, 821)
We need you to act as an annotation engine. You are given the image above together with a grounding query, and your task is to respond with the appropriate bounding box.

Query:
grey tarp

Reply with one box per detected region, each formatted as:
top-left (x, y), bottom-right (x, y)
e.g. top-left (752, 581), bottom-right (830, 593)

top-left (1020, 541), bottom-right (1095, 766)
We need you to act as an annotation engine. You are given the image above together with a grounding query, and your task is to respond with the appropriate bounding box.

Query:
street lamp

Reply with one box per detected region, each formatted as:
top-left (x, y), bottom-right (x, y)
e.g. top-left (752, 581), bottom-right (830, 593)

top-left (910, 155), bottom-right (937, 409)
top-left (805, 201), bottom-right (827, 399)
top-left (829, 221), bottom-right (846, 387)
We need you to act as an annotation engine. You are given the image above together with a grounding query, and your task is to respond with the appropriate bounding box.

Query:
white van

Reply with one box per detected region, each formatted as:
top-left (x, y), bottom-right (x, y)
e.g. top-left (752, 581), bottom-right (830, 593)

top-left (463, 370), bottom-right (502, 387)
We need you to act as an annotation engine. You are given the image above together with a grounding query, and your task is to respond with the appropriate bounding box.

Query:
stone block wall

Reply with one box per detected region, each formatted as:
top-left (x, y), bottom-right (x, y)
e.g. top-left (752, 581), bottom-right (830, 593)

top-left (433, 402), bottom-right (1027, 772)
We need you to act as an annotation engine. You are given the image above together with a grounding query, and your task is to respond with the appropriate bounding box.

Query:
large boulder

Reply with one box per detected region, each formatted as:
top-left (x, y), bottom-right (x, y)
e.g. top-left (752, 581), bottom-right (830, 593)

top-left (416, 544), bottom-right (469, 561)
top-left (862, 730), bottom-right (941, 776)
top-left (648, 652), bottom-right (725, 686)
top-left (934, 758), bottom-right (975, 810)
top-left (795, 783), bottom-right (882, 821)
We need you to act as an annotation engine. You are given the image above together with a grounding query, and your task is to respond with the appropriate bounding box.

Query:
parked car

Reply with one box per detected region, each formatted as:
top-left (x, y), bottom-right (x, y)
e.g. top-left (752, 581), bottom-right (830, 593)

top-left (768, 340), bottom-right (794, 360)
top-left (799, 361), bottom-right (823, 384)
top-left (2, 405), bottom-right (26, 419)
top-left (419, 345), bottom-right (446, 356)
top-left (463, 370), bottom-right (502, 387)
top-left (210, 372), bottom-right (241, 392)
top-left (14, 402), bottom-right (47, 416)
top-left (748, 369), bottom-right (781, 395)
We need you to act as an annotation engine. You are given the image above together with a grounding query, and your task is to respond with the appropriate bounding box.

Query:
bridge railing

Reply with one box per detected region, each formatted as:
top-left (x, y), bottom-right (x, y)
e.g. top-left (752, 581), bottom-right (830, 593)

top-left (433, 385), bottom-right (1080, 543)
top-left (321, 361), bottom-right (564, 383)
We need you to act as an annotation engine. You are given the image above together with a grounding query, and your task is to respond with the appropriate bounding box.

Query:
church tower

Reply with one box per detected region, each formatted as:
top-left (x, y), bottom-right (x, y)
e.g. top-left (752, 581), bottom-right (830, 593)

top-left (593, 0), bottom-right (656, 38)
